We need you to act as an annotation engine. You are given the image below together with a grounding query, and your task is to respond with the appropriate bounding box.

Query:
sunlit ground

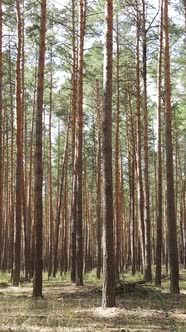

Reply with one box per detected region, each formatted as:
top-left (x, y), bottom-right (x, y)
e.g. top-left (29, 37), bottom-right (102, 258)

top-left (0, 269), bottom-right (186, 332)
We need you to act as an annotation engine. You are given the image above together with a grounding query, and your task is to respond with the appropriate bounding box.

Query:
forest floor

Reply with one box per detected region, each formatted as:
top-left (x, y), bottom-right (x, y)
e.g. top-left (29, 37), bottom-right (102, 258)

top-left (0, 270), bottom-right (186, 332)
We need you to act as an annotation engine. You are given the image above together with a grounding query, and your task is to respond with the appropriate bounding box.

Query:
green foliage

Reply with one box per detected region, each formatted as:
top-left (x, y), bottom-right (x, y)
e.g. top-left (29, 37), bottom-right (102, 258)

top-left (84, 270), bottom-right (102, 285)
top-left (0, 272), bottom-right (11, 284)
top-left (121, 271), bottom-right (144, 283)
top-left (43, 272), bottom-right (70, 284)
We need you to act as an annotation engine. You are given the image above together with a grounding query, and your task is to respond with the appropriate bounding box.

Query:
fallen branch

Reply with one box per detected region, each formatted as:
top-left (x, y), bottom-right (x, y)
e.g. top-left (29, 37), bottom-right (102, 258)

top-left (90, 280), bottom-right (147, 295)
top-left (116, 280), bottom-right (146, 294)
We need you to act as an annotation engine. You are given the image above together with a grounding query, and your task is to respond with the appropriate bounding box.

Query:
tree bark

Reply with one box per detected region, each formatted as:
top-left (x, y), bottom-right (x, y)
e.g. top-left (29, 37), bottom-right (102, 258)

top-left (141, 0), bottom-right (152, 282)
top-left (95, 79), bottom-right (102, 280)
top-left (127, 88), bottom-right (136, 275)
top-left (75, 0), bottom-right (86, 286)
top-left (115, 17), bottom-right (121, 282)
top-left (163, 0), bottom-right (179, 294)
top-left (13, 0), bottom-right (22, 286)
top-left (70, 0), bottom-right (77, 283)
top-left (33, 0), bottom-right (47, 298)
top-left (0, 0), bottom-right (3, 269)
top-left (102, 0), bottom-right (115, 308)
top-left (9, 38), bottom-right (15, 277)
top-left (155, 1), bottom-right (163, 286)
top-left (48, 48), bottom-right (54, 278)
top-left (135, 1), bottom-right (145, 273)
top-left (28, 61), bottom-right (37, 278)
top-left (53, 122), bottom-right (70, 278)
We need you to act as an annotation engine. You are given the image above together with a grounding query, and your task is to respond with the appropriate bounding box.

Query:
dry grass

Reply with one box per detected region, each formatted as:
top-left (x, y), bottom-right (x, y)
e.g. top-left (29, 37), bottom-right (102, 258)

top-left (0, 271), bottom-right (186, 332)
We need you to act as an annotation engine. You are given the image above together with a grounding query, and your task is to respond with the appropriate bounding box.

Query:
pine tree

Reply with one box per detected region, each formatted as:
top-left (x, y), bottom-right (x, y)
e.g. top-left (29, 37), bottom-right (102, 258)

top-left (33, 0), bottom-right (47, 298)
top-left (163, 0), bottom-right (179, 294)
top-left (102, 0), bottom-right (115, 308)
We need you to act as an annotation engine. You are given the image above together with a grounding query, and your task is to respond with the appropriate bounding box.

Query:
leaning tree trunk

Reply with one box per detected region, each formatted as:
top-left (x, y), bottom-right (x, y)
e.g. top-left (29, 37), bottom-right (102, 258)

top-left (102, 0), bottom-right (115, 308)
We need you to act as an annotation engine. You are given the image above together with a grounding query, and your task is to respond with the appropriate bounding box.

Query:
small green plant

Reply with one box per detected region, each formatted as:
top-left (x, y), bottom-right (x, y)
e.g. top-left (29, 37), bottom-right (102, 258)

top-left (120, 271), bottom-right (144, 283)
top-left (0, 271), bottom-right (11, 283)
top-left (84, 270), bottom-right (102, 285)
top-left (43, 271), bottom-right (71, 284)
top-left (148, 286), bottom-right (166, 310)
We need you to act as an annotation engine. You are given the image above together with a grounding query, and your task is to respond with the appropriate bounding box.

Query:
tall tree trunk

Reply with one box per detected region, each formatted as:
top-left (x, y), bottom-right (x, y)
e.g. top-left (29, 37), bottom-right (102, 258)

top-left (0, 0), bottom-right (3, 268)
top-left (53, 121), bottom-right (70, 278)
top-left (95, 79), bottom-right (102, 280)
top-left (70, 0), bottom-right (77, 283)
top-left (127, 88), bottom-right (136, 275)
top-left (21, 4), bottom-right (29, 281)
top-left (9, 38), bottom-right (15, 276)
top-left (163, 0), bottom-right (179, 294)
top-left (83, 164), bottom-right (88, 274)
top-left (183, 179), bottom-right (186, 268)
top-left (28, 62), bottom-right (37, 278)
top-left (155, 1), bottom-right (163, 286)
top-left (115, 17), bottom-right (121, 282)
top-left (1, 115), bottom-right (8, 271)
top-left (13, 0), bottom-right (22, 286)
top-left (141, 0), bottom-right (152, 282)
top-left (62, 164), bottom-right (69, 274)
top-left (135, 1), bottom-right (145, 272)
top-left (120, 150), bottom-right (125, 272)
top-left (75, 0), bottom-right (86, 286)
top-left (33, 0), bottom-right (47, 298)
top-left (102, 0), bottom-right (115, 308)
top-left (48, 48), bottom-right (54, 278)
